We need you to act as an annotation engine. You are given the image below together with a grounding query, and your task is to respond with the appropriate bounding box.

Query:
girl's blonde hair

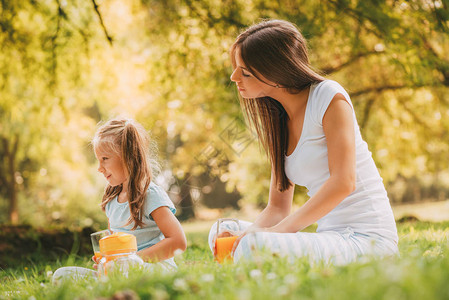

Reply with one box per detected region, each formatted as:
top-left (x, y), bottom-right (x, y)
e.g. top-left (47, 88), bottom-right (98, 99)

top-left (92, 118), bottom-right (158, 230)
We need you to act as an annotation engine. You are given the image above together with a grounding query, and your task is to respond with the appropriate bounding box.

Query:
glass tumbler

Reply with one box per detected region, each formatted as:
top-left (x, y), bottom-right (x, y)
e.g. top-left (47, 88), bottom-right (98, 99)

top-left (90, 229), bottom-right (111, 262)
top-left (215, 218), bottom-right (240, 263)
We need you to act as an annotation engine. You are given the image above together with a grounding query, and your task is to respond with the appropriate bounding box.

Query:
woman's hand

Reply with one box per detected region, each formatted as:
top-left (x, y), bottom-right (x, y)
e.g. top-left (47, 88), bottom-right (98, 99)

top-left (212, 230), bottom-right (238, 257)
top-left (231, 226), bottom-right (273, 256)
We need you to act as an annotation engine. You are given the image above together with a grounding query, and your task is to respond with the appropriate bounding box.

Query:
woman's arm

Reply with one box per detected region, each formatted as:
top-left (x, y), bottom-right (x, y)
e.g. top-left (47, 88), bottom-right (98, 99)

top-left (251, 171), bottom-right (295, 229)
top-left (137, 206), bottom-right (187, 263)
top-left (270, 94), bottom-right (356, 233)
top-left (230, 171), bottom-right (294, 254)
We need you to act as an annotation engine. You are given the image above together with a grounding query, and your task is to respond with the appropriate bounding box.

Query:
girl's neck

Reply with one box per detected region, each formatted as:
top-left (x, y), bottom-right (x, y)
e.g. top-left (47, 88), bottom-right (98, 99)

top-left (118, 182), bottom-right (129, 203)
top-left (117, 190), bottom-right (128, 203)
top-left (121, 179), bottom-right (129, 193)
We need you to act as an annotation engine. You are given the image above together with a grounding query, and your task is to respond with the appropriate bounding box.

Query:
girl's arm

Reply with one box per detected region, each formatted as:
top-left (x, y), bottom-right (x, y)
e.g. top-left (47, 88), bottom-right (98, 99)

top-left (137, 206), bottom-right (187, 263)
top-left (270, 93), bottom-right (356, 233)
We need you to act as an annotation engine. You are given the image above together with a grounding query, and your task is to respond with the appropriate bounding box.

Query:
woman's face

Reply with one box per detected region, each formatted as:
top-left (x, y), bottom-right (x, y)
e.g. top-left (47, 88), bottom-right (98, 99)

top-left (230, 49), bottom-right (277, 98)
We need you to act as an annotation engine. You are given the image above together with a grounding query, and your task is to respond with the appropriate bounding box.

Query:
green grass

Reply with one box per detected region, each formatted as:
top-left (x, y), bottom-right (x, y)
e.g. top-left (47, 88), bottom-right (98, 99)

top-left (1, 221), bottom-right (448, 299)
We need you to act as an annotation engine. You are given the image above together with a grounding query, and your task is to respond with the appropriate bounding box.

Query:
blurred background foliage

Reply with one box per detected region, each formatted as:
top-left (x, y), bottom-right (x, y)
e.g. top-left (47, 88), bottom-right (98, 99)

top-left (1, 0), bottom-right (448, 227)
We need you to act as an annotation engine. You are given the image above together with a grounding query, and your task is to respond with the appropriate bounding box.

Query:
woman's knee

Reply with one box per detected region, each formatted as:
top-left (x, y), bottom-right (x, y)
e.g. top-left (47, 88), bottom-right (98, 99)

top-left (207, 221), bottom-right (219, 252)
top-left (233, 233), bottom-right (263, 262)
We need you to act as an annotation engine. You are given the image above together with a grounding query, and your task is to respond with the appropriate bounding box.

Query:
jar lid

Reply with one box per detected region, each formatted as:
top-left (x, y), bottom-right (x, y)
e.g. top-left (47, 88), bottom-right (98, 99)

top-left (99, 232), bottom-right (137, 255)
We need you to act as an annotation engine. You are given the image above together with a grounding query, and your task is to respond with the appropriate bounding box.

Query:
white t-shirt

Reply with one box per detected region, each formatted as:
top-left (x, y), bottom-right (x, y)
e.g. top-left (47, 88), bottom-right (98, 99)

top-left (285, 80), bottom-right (398, 243)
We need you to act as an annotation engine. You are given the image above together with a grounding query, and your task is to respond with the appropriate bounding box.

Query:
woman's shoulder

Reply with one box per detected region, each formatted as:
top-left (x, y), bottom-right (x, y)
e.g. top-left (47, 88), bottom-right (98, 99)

top-left (313, 79), bottom-right (347, 95)
top-left (308, 80), bottom-right (352, 124)
top-left (310, 79), bottom-right (351, 103)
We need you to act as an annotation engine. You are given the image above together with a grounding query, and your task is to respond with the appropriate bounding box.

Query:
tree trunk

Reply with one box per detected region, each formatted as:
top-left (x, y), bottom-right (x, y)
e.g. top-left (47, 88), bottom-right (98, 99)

top-left (8, 183), bottom-right (18, 224)
top-left (1, 136), bottom-right (19, 224)
top-left (178, 173), bottom-right (195, 221)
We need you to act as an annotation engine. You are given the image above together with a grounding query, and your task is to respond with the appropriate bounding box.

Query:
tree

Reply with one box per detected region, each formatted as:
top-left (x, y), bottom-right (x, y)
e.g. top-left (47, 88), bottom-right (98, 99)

top-left (0, 0), bottom-right (110, 224)
top-left (136, 0), bottom-right (449, 206)
top-left (2, 0), bottom-right (448, 226)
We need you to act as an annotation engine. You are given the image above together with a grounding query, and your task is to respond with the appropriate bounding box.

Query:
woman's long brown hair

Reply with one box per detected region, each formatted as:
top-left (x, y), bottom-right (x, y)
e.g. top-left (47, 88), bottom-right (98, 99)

top-left (92, 118), bottom-right (156, 230)
top-left (231, 20), bottom-right (325, 192)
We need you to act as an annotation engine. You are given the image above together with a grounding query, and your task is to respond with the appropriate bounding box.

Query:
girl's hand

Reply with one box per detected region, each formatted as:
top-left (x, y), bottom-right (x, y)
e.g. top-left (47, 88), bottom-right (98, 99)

top-left (92, 255), bottom-right (99, 270)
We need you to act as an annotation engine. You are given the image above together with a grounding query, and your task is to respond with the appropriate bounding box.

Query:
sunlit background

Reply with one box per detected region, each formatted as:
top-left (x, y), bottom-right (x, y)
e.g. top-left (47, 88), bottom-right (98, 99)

top-left (1, 0), bottom-right (449, 228)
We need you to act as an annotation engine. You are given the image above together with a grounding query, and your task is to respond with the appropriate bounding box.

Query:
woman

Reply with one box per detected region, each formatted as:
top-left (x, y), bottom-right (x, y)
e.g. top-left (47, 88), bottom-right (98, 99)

top-left (208, 19), bottom-right (398, 265)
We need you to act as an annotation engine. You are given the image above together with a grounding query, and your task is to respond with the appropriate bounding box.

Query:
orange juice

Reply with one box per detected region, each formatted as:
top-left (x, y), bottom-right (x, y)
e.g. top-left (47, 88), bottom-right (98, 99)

top-left (91, 229), bottom-right (110, 261)
top-left (215, 235), bottom-right (238, 263)
top-left (94, 251), bottom-right (101, 261)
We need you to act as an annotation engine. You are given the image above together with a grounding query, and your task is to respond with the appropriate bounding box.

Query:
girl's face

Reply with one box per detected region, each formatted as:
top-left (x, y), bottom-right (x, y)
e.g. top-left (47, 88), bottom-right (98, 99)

top-left (95, 145), bottom-right (128, 187)
top-left (230, 48), bottom-right (277, 98)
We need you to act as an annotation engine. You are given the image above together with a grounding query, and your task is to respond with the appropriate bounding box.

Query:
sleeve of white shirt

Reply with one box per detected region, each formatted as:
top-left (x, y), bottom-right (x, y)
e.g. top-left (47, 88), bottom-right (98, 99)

top-left (312, 80), bottom-right (354, 126)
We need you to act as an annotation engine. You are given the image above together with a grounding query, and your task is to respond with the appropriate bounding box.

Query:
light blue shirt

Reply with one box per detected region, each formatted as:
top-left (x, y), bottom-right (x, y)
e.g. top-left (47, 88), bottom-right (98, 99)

top-left (105, 181), bottom-right (177, 267)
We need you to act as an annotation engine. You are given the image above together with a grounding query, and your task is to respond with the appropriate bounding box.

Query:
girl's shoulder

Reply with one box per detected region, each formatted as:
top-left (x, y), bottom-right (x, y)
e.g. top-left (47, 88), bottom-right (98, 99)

top-left (104, 195), bottom-right (118, 212)
top-left (144, 181), bottom-right (176, 217)
top-left (148, 181), bottom-right (170, 199)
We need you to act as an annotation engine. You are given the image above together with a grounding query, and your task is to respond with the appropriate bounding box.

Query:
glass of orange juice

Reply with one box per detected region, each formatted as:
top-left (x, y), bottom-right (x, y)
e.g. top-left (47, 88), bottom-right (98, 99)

top-left (215, 218), bottom-right (240, 263)
top-left (90, 229), bottom-right (111, 262)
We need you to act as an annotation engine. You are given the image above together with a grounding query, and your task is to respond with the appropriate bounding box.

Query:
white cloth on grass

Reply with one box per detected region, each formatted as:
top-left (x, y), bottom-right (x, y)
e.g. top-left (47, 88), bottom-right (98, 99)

top-left (52, 261), bottom-right (175, 284)
top-left (208, 220), bottom-right (398, 265)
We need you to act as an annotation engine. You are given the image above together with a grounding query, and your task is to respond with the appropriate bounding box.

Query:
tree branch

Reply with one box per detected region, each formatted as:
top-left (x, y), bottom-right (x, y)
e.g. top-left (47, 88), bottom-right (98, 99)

top-left (325, 0), bottom-right (387, 39)
top-left (49, 0), bottom-right (64, 88)
top-left (398, 99), bottom-right (431, 131)
top-left (91, 0), bottom-right (113, 46)
top-left (321, 50), bottom-right (384, 74)
top-left (184, 0), bottom-right (246, 30)
top-left (351, 80), bottom-right (449, 97)
top-left (360, 97), bottom-right (375, 130)
top-left (351, 84), bottom-right (409, 97)
top-left (419, 34), bottom-right (449, 86)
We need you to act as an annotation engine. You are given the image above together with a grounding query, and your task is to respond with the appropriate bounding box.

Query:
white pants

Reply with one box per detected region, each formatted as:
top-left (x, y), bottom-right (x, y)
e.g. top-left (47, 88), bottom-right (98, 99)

top-left (52, 260), bottom-right (176, 284)
top-left (208, 219), bottom-right (398, 265)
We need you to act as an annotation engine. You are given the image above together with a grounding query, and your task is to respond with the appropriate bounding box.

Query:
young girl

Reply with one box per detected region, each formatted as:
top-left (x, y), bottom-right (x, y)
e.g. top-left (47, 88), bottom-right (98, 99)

top-left (53, 118), bottom-right (186, 282)
top-left (209, 19), bottom-right (398, 265)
